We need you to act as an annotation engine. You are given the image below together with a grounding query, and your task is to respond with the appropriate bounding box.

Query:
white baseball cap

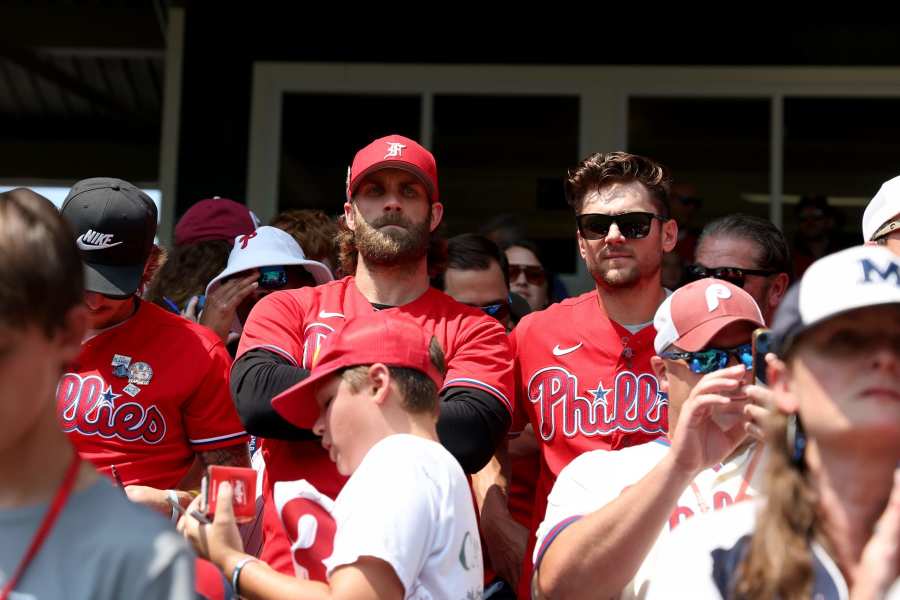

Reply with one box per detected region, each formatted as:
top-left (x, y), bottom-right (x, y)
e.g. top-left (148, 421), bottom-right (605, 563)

top-left (862, 174), bottom-right (900, 242)
top-left (654, 278), bottom-right (765, 354)
top-left (772, 245), bottom-right (900, 355)
top-left (206, 226), bottom-right (333, 296)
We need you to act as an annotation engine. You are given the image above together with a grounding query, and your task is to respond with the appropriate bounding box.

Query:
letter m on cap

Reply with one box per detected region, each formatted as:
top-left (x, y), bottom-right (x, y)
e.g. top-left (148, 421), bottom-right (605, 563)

top-left (860, 258), bottom-right (900, 286)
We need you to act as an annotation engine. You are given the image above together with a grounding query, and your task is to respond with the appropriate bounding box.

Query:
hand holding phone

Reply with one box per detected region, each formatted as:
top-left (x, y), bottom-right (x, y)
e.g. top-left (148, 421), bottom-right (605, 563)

top-left (752, 328), bottom-right (772, 386)
top-left (202, 466), bottom-right (257, 524)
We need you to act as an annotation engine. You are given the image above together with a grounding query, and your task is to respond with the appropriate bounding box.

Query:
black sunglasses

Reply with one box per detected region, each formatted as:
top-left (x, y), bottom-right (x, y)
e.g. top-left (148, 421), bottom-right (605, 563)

top-left (576, 211), bottom-right (668, 240)
top-left (685, 264), bottom-right (777, 289)
top-left (659, 343), bottom-right (753, 375)
top-left (508, 264), bottom-right (546, 286)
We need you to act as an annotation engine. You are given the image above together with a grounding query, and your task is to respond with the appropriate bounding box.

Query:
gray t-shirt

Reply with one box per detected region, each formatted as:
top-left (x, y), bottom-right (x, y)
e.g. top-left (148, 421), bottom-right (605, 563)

top-left (0, 477), bottom-right (193, 599)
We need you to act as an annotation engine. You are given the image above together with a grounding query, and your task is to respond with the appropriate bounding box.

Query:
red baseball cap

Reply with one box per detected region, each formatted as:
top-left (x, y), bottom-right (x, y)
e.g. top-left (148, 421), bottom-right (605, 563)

top-left (174, 197), bottom-right (258, 246)
top-left (654, 279), bottom-right (764, 354)
top-left (272, 313), bottom-right (444, 430)
top-left (346, 134), bottom-right (439, 202)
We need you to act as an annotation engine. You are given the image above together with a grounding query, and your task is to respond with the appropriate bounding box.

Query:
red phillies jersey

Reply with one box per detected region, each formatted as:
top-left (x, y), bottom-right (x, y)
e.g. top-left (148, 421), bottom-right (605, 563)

top-left (237, 276), bottom-right (514, 575)
top-left (57, 300), bottom-right (249, 489)
top-left (511, 290), bottom-right (668, 597)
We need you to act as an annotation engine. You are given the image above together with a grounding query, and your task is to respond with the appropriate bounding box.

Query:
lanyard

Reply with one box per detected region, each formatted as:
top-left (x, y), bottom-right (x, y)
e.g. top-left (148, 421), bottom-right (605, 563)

top-left (0, 455), bottom-right (82, 600)
top-left (688, 445), bottom-right (762, 513)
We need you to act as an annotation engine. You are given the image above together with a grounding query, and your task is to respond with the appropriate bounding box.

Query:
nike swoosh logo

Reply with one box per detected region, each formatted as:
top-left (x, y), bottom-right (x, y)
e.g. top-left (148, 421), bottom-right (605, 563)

top-left (552, 342), bottom-right (583, 356)
top-left (76, 239), bottom-right (123, 251)
top-left (318, 311), bottom-right (345, 319)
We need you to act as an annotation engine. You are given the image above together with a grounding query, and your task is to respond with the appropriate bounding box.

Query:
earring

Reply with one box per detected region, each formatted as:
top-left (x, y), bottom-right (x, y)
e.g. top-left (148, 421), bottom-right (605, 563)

top-left (786, 413), bottom-right (807, 469)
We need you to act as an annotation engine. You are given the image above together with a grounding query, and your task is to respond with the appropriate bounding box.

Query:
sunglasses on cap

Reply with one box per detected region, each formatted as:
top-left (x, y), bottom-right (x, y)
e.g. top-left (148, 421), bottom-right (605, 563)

top-left (509, 264), bottom-right (546, 286)
top-left (258, 266), bottom-right (289, 289)
top-left (685, 264), bottom-right (777, 289)
top-left (659, 343), bottom-right (753, 375)
top-left (576, 211), bottom-right (668, 241)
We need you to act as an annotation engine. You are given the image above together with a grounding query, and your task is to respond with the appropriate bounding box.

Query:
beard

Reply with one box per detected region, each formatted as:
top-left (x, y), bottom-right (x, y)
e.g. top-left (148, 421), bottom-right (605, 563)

top-left (353, 207), bottom-right (431, 267)
top-left (587, 251), bottom-right (661, 290)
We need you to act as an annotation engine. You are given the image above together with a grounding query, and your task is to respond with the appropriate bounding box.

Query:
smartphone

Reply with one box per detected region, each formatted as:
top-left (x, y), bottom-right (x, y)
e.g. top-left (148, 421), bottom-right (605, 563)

top-left (202, 465), bottom-right (257, 523)
top-left (751, 328), bottom-right (771, 386)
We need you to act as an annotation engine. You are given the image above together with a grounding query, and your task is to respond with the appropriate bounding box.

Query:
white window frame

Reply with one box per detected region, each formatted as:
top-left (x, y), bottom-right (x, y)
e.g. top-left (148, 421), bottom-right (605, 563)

top-left (246, 63), bottom-right (900, 292)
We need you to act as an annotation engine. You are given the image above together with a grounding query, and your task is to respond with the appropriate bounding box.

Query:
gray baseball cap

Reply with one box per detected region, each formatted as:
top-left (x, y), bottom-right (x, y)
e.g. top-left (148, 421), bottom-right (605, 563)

top-left (61, 177), bottom-right (157, 297)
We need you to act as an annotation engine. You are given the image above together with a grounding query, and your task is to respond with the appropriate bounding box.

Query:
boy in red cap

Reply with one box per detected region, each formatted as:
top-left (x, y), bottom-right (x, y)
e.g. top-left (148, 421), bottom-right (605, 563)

top-left (181, 312), bottom-right (483, 599)
top-left (532, 278), bottom-right (767, 600)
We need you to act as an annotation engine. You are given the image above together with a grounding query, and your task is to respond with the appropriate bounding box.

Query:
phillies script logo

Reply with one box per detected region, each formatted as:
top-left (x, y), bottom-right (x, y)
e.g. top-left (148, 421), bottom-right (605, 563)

top-left (57, 373), bottom-right (166, 444)
top-left (527, 367), bottom-right (667, 440)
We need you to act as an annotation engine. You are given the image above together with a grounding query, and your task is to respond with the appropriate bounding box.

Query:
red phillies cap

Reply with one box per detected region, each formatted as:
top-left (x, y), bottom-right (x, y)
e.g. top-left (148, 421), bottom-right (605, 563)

top-left (174, 197), bottom-right (257, 246)
top-left (654, 279), bottom-right (765, 354)
top-left (272, 312), bottom-right (444, 429)
top-left (346, 134), bottom-right (439, 202)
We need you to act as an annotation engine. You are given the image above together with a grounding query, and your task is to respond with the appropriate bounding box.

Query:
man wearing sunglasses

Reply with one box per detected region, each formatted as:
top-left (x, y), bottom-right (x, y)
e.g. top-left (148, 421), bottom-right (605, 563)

top-left (690, 214), bottom-right (792, 324)
top-left (531, 278), bottom-right (766, 600)
top-left (58, 178), bottom-right (250, 512)
top-left (510, 152), bottom-right (678, 596)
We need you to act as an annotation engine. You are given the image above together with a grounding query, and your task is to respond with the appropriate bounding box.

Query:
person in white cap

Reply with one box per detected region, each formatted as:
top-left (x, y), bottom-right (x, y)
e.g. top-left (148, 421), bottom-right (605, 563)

top-left (199, 226), bottom-right (333, 347)
top-left (863, 174), bottom-right (900, 255)
top-left (646, 245), bottom-right (900, 600)
top-left (531, 278), bottom-right (767, 600)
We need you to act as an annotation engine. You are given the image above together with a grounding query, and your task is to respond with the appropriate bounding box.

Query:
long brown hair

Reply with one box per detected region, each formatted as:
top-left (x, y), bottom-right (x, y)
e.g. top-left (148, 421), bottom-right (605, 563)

top-left (144, 240), bottom-right (232, 310)
top-left (732, 410), bottom-right (819, 599)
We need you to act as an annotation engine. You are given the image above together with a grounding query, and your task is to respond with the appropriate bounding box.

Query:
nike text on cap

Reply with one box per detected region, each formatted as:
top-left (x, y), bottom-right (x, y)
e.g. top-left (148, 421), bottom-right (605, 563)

top-left (272, 312), bottom-right (445, 430)
top-left (61, 177), bottom-right (158, 297)
top-left (771, 245), bottom-right (900, 356)
top-left (654, 278), bottom-right (765, 354)
top-left (346, 134), bottom-right (439, 203)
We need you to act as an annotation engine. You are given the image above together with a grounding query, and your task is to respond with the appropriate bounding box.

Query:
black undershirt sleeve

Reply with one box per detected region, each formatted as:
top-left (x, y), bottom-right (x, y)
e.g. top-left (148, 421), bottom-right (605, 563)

top-left (231, 348), bottom-right (512, 470)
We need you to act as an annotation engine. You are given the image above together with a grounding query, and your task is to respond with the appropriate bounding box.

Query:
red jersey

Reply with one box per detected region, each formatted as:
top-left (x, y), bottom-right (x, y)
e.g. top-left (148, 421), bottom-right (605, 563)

top-left (57, 300), bottom-right (249, 489)
top-left (236, 276), bottom-right (514, 575)
top-left (511, 290), bottom-right (668, 596)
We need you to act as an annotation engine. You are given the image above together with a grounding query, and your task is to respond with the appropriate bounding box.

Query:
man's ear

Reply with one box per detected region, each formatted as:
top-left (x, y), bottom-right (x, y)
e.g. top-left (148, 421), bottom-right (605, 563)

top-left (650, 356), bottom-right (670, 394)
top-left (344, 201), bottom-right (357, 232)
top-left (661, 219), bottom-right (678, 253)
top-left (429, 202), bottom-right (444, 232)
top-left (767, 273), bottom-right (790, 315)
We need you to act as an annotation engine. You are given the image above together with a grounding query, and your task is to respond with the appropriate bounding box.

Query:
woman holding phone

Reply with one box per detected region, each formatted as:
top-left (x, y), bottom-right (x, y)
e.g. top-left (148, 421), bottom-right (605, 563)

top-left (647, 245), bottom-right (900, 600)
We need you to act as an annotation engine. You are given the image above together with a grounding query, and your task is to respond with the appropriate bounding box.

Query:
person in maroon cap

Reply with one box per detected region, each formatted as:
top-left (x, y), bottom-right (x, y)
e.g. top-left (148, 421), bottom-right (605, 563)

top-left (230, 134), bottom-right (514, 576)
top-left (532, 278), bottom-right (766, 600)
top-left (180, 313), bottom-right (484, 599)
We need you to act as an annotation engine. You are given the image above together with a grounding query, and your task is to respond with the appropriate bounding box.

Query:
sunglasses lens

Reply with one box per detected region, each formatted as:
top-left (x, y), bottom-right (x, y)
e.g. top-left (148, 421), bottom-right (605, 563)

top-left (481, 302), bottom-right (510, 321)
top-left (615, 213), bottom-right (654, 239)
top-left (510, 265), bottom-right (545, 286)
top-left (578, 214), bottom-right (613, 239)
top-left (259, 266), bottom-right (288, 289)
top-left (690, 350), bottom-right (726, 374)
top-left (737, 344), bottom-right (753, 370)
top-left (716, 268), bottom-right (746, 288)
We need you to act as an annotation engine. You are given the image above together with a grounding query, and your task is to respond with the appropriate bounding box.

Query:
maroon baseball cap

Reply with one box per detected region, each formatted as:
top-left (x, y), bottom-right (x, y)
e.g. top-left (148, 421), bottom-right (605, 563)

top-left (174, 197), bottom-right (257, 246)
top-left (272, 313), bottom-right (444, 430)
top-left (654, 279), bottom-right (765, 354)
top-left (346, 134), bottom-right (439, 202)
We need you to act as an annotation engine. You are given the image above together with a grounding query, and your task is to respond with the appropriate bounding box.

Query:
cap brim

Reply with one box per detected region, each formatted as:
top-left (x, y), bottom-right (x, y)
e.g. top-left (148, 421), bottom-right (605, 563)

top-left (675, 316), bottom-right (765, 352)
top-left (271, 367), bottom-right (336, 430)
top-left (83, 262), bottom-right (143, 296)
top-left (350, 161), bottom-right (437, 201)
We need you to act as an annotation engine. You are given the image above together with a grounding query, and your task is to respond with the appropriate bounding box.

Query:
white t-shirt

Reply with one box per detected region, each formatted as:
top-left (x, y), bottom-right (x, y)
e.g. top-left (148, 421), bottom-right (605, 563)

top-left (534, 439), bottom-right (764, 600)
top-left (645, 500), bottom-right (849, 600)
top-left (323, 434), bottom-right (483, 599)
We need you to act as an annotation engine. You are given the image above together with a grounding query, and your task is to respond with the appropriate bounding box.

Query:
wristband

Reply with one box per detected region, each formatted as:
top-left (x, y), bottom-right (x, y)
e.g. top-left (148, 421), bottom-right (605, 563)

top-left (231, 557), bottom-right (259, 598)
top-left (167, 489), bottom-right (180, 523)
